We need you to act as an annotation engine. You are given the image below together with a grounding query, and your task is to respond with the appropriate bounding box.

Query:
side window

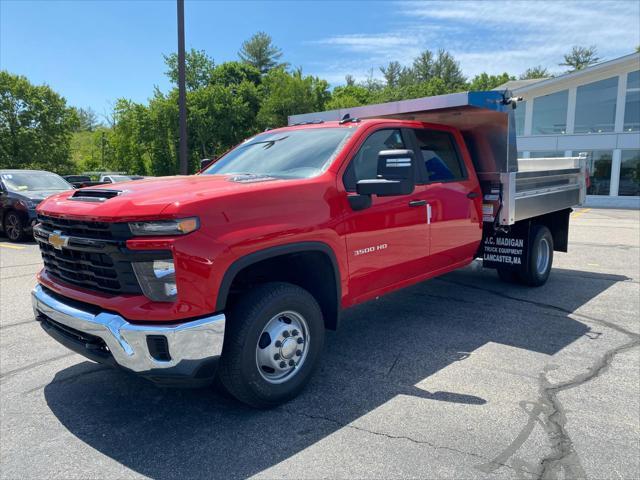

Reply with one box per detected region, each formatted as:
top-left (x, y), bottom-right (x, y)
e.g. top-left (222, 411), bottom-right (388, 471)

top-left (414, 129), bottom-right (465, 182)
top-left (343, 129), bottom-right (405, 191)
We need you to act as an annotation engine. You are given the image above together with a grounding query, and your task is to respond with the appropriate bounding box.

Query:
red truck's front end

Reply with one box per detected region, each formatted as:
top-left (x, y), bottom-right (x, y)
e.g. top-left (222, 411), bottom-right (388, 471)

top-left (31, 177), bottom-right (237, 385)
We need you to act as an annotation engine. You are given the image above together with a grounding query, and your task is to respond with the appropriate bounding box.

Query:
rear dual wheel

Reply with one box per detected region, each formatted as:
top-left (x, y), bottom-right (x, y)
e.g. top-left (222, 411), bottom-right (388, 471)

top-left (217, 282), bottom-right (324, 408)
top-left (497, 225), bottom-right (553, 287)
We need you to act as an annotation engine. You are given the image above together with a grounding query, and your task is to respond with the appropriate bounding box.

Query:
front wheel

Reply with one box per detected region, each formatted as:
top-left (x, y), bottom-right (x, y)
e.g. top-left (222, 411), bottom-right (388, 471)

top-left (217, 282), bottom-right (325, 408)
top-left (3, 212), bottom-right (25, 242)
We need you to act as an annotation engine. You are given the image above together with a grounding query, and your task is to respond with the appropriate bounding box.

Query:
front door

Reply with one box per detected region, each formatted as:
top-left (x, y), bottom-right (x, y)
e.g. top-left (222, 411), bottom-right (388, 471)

top-left (341, 127), bottom-right (431, 302)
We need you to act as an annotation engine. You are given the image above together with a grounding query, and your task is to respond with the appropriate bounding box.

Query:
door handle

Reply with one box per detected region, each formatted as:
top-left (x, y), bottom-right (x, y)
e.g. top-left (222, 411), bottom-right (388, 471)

top-left (408, 199), bottom-right (427, 207)
top-left (467, 192), bottom-right (479, 199)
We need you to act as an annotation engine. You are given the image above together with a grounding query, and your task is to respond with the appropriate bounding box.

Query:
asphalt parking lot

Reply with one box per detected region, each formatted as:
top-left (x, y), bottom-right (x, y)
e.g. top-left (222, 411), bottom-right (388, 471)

top-left (1, 208), bottom-right (639, 480)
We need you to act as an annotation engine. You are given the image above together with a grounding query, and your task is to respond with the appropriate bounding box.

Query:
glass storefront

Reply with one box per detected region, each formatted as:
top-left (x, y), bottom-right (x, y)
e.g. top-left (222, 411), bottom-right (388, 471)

top-left (619, 150), bottom-right (640, 196)
top-left (574, 77), bottom-right (618, 133)
top-left (624, 70), bottom-right (640, 132)
top-left (583, 150), bottom-right (613, 196)
top-left (532, 90), bottom-right (568, 135)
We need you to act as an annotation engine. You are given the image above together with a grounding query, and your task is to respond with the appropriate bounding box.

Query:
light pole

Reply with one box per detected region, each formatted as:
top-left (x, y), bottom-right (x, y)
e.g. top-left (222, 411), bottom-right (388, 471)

top-left (177, 0), bottom-right (188, 175)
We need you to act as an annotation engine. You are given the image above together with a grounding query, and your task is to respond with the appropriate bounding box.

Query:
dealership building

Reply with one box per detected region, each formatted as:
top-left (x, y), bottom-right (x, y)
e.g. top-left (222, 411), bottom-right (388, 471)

top-left (500, 52), bottom-right (640, 208)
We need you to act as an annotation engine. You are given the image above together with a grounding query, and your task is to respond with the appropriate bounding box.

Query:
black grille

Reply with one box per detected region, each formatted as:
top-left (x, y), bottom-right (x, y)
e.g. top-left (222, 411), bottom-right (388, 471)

top-left (38, 241), bottom-right (140, 293)
top-left (37, 214), bottom-right (119, 240)
top-left (35, 215), bottom-right (171, 295)
top-left (34, 216), bottom-right (145, 294)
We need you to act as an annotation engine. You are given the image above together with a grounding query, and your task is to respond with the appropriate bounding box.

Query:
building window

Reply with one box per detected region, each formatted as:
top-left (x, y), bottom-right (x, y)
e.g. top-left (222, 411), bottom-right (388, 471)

top-left (514, 100), bottom-right (525, 136)
top-left (624, 70), bottom-right (640, 132)
top-left (584, 150), bottom-right (613, 195)
top-left (532, 90), bottom-right (568, 135)
top-left (619, 150), bottom-right (640, 196)
top-left (529, 151), bottom-right (564, 158)
top-left (574, 76), bottom-right (618, 133)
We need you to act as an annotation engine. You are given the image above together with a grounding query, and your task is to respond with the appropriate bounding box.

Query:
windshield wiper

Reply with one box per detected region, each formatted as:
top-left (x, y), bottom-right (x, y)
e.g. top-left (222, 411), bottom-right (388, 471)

top-left (245, 136), bottom-right (289, 150)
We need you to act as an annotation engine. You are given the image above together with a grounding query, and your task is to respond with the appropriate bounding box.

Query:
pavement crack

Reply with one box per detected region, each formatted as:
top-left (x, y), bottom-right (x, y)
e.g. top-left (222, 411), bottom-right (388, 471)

top-left (535, 337), bottom-right (640, 480)
top-left (282, 408), bottom-right (516, 472)
top-left (0, 318), bottom-right (36, 330)
top-left (477, 331), bottom-right (640, 478)
top-left (0, 352), bottom-right (76, 382)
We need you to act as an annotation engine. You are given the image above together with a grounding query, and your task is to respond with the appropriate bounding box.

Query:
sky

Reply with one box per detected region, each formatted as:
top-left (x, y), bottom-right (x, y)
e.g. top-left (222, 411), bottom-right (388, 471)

top-left (1, 0), bottom-right (639, 114)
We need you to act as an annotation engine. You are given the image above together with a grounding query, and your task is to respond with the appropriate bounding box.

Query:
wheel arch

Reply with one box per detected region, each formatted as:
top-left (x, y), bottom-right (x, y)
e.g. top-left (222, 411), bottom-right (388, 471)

top-left (216, 242), bottom-right (342, 330)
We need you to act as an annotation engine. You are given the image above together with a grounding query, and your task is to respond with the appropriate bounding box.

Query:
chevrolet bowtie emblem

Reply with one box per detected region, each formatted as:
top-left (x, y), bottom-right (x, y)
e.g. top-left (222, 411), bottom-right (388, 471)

top-left (48, 231), bottom-right (70, 250)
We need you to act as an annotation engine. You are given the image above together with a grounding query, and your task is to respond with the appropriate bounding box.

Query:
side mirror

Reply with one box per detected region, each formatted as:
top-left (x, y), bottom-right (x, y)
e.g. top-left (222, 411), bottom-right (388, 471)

top-left (356, 149), bottom-right (416, 197)
top-left (200, 156), bottom-right (217, 171)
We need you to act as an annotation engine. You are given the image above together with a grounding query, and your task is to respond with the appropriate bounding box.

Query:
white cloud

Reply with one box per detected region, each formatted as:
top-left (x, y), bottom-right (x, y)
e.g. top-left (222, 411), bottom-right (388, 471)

top-left (309, 0), bottom-right (640, 84)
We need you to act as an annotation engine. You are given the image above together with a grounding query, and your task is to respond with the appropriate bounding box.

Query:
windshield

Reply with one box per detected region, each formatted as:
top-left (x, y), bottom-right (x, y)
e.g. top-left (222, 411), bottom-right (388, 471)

top-left (202, 127), bottom-right (353, 179)
top-left (1, 172), bottom-right (71, 192)
top-left (108, 175), bottom-right (131, 182)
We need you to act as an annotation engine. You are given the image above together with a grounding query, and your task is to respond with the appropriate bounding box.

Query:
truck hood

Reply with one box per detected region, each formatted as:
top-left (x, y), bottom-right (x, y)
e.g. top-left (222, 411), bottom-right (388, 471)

top-left (37, 174), bottom-right (283, 221)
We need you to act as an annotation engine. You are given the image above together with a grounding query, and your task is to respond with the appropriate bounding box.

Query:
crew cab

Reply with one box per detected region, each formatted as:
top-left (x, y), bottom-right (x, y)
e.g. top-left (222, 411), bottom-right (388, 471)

top-left (31, 91), bottom-right (587, 407)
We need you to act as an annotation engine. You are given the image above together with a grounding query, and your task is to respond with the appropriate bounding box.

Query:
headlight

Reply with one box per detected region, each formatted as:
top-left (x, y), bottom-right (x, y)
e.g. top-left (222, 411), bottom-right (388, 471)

top-left (17, 199), bottom-right (38, 209)
top-left (128, 217), bottom-right (199, 236)
top-left (132, 259), bottom-right (178, 302)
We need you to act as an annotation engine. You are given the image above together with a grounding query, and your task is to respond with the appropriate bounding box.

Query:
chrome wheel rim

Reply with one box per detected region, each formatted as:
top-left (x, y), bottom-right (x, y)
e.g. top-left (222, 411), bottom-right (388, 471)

top-left (256, 310), bottom-right (309, 384)
top-left (536, 237), bottom-right (550, 275)
top-left (5, 215), bottom-right (20, 240)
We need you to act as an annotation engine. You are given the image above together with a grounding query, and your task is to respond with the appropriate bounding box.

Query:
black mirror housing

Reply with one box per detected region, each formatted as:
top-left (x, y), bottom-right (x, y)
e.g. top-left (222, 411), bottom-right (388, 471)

top-left (356, 149), bottom-right (416, 197)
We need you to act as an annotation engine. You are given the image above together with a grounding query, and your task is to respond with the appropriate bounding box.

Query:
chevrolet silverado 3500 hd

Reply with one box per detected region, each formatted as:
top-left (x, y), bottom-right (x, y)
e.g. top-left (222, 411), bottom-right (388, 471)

top-left (31, 91), bottom-right (587, 407)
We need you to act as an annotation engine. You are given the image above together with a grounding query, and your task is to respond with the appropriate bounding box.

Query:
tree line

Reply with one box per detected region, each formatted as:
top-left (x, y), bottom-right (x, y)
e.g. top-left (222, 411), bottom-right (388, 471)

top-left (0, 34), bottom-right (612, 175)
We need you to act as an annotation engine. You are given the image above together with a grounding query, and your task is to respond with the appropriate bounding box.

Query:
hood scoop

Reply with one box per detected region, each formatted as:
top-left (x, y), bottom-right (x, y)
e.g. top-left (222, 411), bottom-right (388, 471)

top-left (227, 173), bottom-right (276, 184)
top-left (70, 189), bottom-right (122, 202)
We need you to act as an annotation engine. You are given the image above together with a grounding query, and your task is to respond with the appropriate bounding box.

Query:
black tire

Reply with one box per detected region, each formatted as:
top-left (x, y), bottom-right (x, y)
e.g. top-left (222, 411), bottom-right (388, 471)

top-left (217, 282), bottom-right (324, 408)
top-left (496, 267), bottom-right (519, 283)
top-left (519, 225), bottom-right (553, 287)
top-left (3, 211), bottom-right (25, 242)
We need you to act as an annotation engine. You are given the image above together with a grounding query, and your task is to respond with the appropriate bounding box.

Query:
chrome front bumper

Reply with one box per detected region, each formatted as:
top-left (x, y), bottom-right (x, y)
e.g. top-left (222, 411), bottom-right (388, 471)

top-left (31, 285), bottom-right (226, 383)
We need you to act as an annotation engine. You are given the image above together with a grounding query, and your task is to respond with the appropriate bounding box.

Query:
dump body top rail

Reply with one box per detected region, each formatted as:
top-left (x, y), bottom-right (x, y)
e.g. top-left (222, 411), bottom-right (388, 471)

top-left (290, 90), bottom-right (586, 226)
top-left (290, 90), bottom-right (519, 177)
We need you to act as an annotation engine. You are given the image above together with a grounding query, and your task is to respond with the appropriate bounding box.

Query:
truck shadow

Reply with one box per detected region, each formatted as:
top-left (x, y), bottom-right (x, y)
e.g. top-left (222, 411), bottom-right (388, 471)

top-left (43, 265), bottom-right (629, 479)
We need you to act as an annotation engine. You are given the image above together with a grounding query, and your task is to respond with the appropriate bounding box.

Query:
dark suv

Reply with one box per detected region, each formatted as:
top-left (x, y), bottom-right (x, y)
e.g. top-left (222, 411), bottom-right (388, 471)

top-left (0, 170), bottom-right (73, 241)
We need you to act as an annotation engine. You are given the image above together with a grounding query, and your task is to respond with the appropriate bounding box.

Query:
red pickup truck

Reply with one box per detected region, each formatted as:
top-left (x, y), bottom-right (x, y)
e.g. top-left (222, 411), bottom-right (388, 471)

top-left (31, 91), bottom-right (587, 407)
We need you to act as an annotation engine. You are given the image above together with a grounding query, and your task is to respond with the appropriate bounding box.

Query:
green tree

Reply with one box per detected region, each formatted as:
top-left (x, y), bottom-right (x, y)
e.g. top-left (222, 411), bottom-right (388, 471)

top-left (188, 80), bottom-right (260, 159)
top-left (73, 107), bottom-right (99, 132)
top-left (163, 48), bottom-right (215, 91)
top-left (0, 71), bottom-right (78, 172)
top-left (210, 61), bottom-right (261, 87)
top-left (559, 46), bottom-right (600, 72)
top-left (257, 68), bottom-right (329, 128)
top-left (380, 61), bottom-right (402, 88)
top-left (519, 65), bottom-right (550, 80)
top-left (432, 49), bottom-right (466, 90)
top-left (412, 50), bottom-right (434, 82)
top-left (238, 32), bottom-right (286, 74)
top-left (326, 84), bottom-right (372, 110)
top-left (110, 99), bottom-right (152, 175)
top-left (468, 72), bottom-right (514, 91)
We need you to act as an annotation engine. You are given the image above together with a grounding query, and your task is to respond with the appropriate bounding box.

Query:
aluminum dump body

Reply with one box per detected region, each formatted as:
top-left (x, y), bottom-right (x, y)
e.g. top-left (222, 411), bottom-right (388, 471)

top-left (289, 90), bottom-right (587, 225)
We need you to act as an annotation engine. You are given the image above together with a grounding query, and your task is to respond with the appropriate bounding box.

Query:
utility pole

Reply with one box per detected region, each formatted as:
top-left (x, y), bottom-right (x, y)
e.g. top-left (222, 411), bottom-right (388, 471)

top-left (177, 0), bottom-right (188, 174)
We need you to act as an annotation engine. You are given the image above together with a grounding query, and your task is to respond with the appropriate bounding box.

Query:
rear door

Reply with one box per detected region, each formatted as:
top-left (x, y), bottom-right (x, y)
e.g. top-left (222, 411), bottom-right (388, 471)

top-left (412, 126), bottom-right (482, 271)
top-left (341, 127), bottom-right (431, 302)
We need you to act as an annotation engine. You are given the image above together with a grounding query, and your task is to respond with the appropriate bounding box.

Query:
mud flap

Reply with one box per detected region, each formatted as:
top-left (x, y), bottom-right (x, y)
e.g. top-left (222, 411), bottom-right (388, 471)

top-left (481, 221), bottom-right (531, 273)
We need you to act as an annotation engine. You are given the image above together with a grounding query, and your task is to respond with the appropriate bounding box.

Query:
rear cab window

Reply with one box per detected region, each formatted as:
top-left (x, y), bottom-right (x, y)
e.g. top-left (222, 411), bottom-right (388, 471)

top-left (413, 129), bottom-right (466, 183)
